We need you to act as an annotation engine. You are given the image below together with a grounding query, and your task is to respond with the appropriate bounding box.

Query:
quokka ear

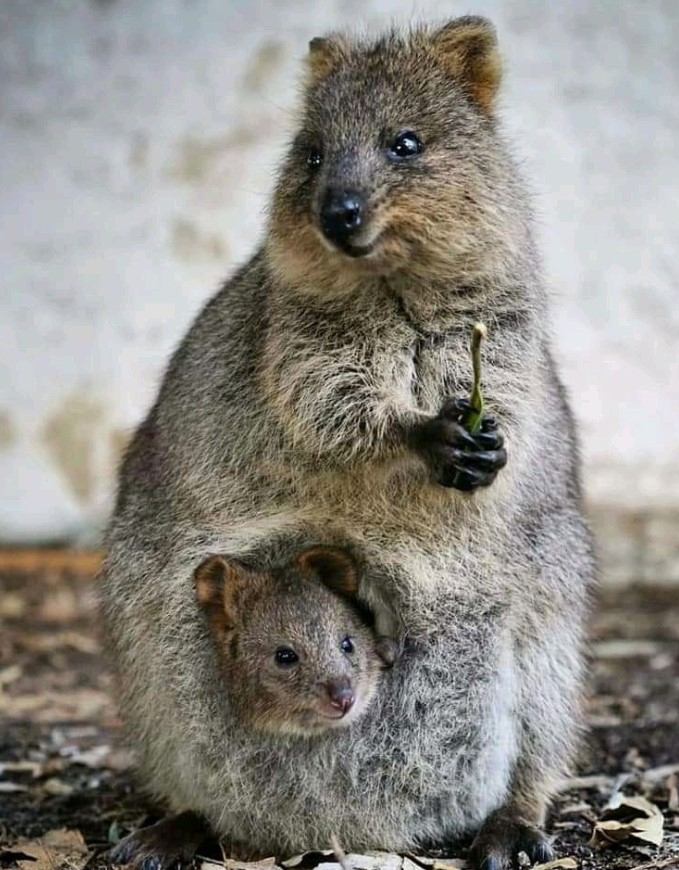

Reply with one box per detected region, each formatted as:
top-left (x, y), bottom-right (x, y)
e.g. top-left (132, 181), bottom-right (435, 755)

top-left (374, 637), bottom-right (400, 669)
top-left (431, 16), bottom-right (502, 114)
top-left (194, 555), bottom-right (246, 636)
top-left (307, 34), bottom-right (349, 82)
top-left (296, 546), bottom-right (360, 598)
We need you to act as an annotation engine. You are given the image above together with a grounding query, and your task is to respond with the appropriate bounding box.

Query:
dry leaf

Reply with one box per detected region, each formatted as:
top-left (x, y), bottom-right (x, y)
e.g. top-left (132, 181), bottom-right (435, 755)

top-left (0, 592), bottom-right (27, 618)
top-left (558, 774), bottom-right (615, 792)
top-left (0, 760), bottom-right (44, 777)
top-left (641, 763), bottom-right (679, 784)
top-left (283, 853), bottom-right (334, 868)
top-left (41, 777), bottom-right (75, 796)
top-left (666, 773), bottom-right (679, 812)
top-left (14, 828), bottom-right (89, 870)
top-left (0, 781), bottom-right (28, 793)
top-left (347, 856), bottom-right (405, 870)
top-left (590, 794), bottom-right (664, 848)
top-left (202, 858), bottom-right (279, 870)
top-left (404, 859), bottom-right (465, 870)
top-left (60, 743), bottom-right (112, 768)
top-left (533, 859), bottom-right (578, 870)
top-left (0, 664), bottom-right (23, 686)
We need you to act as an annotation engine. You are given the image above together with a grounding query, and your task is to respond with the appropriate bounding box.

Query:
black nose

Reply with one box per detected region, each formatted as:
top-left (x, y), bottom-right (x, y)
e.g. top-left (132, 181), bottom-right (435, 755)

top-left (320, 189), bottom-right (364, 248)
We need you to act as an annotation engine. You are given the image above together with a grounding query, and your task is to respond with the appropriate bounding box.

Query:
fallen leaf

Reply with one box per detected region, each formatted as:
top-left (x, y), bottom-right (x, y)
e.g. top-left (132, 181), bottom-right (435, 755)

top-left (283, 853), bottom-right (334, 869)
top-left (224, 860), bottom-right (278, 870)
top-left (0, 852), bottom-right (35, 867)
top-left (404, 859), bottom-right (465, 870)
top-left (0, 664), bottom-right (23, 686)
top-left (667, 773), bottom-right (679, 812)
top-left (41, 777), bottom-right (75, 796)
top-left (348, 856), bottom-right (406, 870)
top-left (0, 592), bottom-right (27, 618)
top-left (108, 820), bottom-right (123, 845)
top-left (0, 781), bottom-right (28, 793)
top-left (558, 802), bottom-right (594, 816)
top-left (533, 859), bottom-right (578, 870)
top-left (60, 743), bottom-right (112, 768)
top-left (590, 794), bottom-right (664, 848)
top-left (14, 828), bottom-right (89, 870)
top-left (0, 760), bottom-right (44, 778)
top-left (202, 859), bottom-right (279, 870)
top-left (558, 774), bottom-right (615, 792)
top-left (641, 763), bottom-right (679, 784)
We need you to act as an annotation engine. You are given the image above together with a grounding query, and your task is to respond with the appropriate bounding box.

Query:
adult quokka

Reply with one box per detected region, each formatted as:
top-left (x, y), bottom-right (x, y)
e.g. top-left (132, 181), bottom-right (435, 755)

top-left (101, 17), bottom-right (594, 870)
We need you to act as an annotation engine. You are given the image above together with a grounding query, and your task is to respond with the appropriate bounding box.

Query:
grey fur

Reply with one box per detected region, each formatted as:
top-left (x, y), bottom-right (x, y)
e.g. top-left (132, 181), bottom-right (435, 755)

top-left (101, 19), bottom-right (595, 858)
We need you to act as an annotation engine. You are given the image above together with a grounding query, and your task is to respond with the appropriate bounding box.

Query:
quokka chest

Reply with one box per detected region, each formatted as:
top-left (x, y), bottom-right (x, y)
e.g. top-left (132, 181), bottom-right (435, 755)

top-left (389, 330), bottom-right (473, 416)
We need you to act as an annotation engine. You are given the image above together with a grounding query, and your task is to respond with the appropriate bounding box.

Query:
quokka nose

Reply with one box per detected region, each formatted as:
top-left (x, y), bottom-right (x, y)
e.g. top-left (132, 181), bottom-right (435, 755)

top-left (325, 680), bottom-right (355, 714)
top-left (320, 189), bottom-right (364, 247)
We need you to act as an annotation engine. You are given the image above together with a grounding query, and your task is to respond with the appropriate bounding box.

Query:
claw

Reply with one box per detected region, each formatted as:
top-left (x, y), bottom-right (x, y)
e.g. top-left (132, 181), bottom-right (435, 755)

top-left (470, 813), bottom-right (552, 870)
top-left (440, 396), bottom-right (473, 419)
top-left (475, 429), bottom-right (504, 450)
top-left (520, 828), bottom-right (554, 864)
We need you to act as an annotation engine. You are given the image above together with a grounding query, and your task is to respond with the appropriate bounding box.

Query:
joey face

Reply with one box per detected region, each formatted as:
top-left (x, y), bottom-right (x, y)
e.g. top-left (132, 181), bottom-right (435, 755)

top-left (236, 591), bottom-right (381, 735)
top-left (194, 547), bottom-right (388, 737)
top-left (268, 19), bottom-right (525, 298)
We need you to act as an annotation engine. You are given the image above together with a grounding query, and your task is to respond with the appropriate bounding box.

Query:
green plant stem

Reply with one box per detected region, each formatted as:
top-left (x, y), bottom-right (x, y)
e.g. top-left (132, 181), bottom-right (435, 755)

top-left (466, 322), bottom-right (487, 434)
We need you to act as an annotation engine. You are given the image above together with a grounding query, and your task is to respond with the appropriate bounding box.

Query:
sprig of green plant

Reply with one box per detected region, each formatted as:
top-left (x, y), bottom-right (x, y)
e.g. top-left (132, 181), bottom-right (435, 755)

top-left (466, 322), bottom-right (487, 434)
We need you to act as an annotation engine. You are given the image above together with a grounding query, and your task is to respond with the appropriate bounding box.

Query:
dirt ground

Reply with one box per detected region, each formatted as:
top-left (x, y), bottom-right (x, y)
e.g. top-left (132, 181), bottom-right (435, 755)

top-left (1, 553), bottom-right (678, 870)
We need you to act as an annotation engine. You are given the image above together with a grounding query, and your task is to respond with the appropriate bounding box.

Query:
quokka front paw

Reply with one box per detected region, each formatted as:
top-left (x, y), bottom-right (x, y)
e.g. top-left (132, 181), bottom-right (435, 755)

top-left (469, 809), bottom-right (554, 870)
top-left (109, 811), bottom-right (208, 869)
top-left (411, 397), bottom-right (507, 492)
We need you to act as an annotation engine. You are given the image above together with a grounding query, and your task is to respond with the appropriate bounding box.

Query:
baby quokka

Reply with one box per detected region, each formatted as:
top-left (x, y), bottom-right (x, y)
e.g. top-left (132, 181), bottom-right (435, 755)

top-left (194, 546), bottom-right (397, 736)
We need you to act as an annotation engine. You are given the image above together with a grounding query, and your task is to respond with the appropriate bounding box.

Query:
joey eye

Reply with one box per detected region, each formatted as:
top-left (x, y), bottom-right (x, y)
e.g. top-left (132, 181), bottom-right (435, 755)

top-left (388, 130), bottom-right (423, 160)
top-left (306, 148), bottom-right (323, 170)
top-left (340, 636), bottom-right (355, 654)
top-left (274, 647), bottom-right (299, 667)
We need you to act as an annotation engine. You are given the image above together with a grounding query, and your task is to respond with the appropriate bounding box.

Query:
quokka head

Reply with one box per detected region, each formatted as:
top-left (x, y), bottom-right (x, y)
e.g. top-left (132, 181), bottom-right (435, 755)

top-left (194, 546), bottom-right (396, 737)
top-left (268, 17), bottom-right (527, 298)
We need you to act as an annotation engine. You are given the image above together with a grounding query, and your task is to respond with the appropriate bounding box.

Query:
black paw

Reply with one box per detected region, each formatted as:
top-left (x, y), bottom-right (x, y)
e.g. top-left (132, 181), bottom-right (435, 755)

top-left (469, 813), bottom-right (553, 870)
top-left (412, 398), bottom-right (507, 492)
top-left (110, 812), bottom-right (206, 869)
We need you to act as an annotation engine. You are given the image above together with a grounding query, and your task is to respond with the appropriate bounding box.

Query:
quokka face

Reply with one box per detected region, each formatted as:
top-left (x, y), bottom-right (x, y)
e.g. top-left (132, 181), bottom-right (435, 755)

top-left (268, 19), bottom-right (524, 297)
top-left (194, 547), bottom-right (394, 737)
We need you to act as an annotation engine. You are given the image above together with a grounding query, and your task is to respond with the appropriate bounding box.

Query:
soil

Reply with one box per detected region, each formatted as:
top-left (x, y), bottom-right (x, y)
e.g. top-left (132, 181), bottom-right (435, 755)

top-left (1, 553), bottom-right (678, 870)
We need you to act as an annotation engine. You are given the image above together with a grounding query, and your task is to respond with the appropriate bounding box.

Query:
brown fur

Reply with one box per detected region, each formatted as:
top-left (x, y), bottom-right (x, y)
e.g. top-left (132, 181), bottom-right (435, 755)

top-left (193, 548), bottom-right (388, 736)
top-left (101, 18), bottom-right (595, 864)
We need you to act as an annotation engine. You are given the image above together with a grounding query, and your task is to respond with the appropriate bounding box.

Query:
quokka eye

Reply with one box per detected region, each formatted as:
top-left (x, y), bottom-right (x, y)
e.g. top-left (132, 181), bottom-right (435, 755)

top-left (340, 636), bottom-right (355, 654)
top-left (388, 130), bottom-right (424, 160)
top-left (274, 647), bottom-right (299, 667)
top-left (306, 148), bottom-right (323, 170)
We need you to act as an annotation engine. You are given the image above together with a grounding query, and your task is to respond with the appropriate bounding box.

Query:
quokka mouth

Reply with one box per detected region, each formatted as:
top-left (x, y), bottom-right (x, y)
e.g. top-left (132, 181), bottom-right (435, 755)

top-left (313, 219), bottom-right (384, 260)
top-left (342, 239), bottom-right (380, 258)
top-left (332, 231), bottom-right (384, 259)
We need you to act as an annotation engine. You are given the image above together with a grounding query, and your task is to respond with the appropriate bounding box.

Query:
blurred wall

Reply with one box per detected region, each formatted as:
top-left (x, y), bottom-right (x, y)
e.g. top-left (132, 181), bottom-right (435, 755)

top-left (1, 1), bottom-right (678, 574)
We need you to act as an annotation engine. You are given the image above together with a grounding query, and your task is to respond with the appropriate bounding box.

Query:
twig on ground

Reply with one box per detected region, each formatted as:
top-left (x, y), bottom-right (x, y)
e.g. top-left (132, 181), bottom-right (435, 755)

top-left (330, 835), bottom-right (351, 870)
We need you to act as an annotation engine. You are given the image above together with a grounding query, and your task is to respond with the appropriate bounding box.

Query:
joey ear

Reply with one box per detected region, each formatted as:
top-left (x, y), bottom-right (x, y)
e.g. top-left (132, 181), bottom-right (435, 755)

top-left (307, 34), bottom-right (348, 82)
top-left (193, 555), bottom-right (245, 636)
top-left (296, 546), bottom-right (360, 598)
top-left (375, 637), bottom-right (400, 669)
top-left (431, 16), bottom-right (501, 114)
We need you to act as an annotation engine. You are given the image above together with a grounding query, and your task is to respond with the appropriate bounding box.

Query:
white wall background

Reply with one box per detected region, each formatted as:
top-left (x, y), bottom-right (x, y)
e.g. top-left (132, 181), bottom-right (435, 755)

top-left (1, 0), bottom-right (678, 544)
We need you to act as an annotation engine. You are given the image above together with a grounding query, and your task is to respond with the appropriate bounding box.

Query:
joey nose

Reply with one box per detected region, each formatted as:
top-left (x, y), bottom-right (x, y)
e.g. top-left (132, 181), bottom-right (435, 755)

top-left (320, 189), bottom-right (364, 248)
top-left (326, 680), bottom-right (355, 715)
